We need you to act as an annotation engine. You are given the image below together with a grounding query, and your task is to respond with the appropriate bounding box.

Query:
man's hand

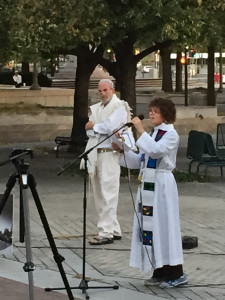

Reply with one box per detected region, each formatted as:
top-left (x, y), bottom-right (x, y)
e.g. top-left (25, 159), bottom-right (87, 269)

top-left (113, 129), bottom-right (120, 138)
top-left (112, 142), bottom-right (122, 152)
top-left (85, 121), bottom-right (94, 131)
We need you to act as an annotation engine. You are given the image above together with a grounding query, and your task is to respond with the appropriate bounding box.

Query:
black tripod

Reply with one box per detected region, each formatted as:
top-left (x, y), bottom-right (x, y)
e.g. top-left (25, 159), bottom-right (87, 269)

top-left (0, 149), bottom-right (75, 300)
top-left (45, 126), bottom-right (130, 299)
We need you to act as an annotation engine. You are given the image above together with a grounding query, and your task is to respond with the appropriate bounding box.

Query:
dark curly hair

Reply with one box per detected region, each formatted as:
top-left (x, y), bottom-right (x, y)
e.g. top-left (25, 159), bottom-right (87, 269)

top-left (149, 97), bottom-right (176, 124)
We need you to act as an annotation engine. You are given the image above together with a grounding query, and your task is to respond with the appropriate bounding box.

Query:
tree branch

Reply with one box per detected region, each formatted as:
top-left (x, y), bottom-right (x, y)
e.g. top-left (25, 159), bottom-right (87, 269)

top-left (135, 39), bottom-right (173, 63)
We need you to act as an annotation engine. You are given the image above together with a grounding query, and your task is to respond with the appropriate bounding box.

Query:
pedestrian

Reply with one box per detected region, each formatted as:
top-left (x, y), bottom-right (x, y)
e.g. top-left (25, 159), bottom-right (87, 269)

top-left (13, 70), bottom-right (22, 88)
top-left (85, 79), bottom-right (132, 245)
top-left (112, 97), bottom-right (187, 288)
top-left (214, 72), bottom-right (220, 84)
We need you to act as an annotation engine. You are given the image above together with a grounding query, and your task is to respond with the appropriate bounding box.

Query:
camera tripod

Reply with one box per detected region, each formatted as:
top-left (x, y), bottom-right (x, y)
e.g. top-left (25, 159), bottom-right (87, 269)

top-left (0, 149), bottom-right (74, 300)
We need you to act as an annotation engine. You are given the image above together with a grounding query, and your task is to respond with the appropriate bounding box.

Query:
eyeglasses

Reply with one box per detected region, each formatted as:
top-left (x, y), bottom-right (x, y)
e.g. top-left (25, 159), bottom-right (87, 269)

top-left (149, 109), bottom-right (160, 115)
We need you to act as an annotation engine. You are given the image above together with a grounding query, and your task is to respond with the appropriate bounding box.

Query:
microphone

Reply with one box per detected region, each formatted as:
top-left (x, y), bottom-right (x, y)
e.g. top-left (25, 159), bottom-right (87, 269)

top-left (125, 114), bottom-right (144, 127)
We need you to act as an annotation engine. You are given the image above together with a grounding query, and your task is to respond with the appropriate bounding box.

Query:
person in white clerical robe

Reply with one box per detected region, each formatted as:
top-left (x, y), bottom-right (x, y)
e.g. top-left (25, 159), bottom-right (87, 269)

top-left (112, 97), bottom-right (188, 288)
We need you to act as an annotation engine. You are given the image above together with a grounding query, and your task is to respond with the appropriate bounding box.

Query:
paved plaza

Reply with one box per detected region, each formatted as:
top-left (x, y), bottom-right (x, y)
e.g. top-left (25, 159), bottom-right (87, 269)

top-left (0, 141), bottom-right (225, 300)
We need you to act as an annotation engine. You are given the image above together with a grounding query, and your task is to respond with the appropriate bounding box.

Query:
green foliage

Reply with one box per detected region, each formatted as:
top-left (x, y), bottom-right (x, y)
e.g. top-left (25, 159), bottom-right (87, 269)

top-left (0, 0), bottom-right (15, 61)
top-left (9, 0), bottom-right (77, 61)
top-left (195, 0), bottom-right (225, 47)
top-left (1, 0), bottom-right (225, 75)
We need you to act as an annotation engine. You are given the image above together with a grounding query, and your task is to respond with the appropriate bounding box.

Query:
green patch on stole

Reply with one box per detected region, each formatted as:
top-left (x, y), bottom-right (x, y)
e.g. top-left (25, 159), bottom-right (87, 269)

top-left (143, 182), bottom-right (155, 191)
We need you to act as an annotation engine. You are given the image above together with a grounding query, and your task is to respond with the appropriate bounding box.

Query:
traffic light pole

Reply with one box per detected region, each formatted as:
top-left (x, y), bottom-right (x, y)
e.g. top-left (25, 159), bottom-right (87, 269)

top-left (184, 48), bottom-right (188, 106)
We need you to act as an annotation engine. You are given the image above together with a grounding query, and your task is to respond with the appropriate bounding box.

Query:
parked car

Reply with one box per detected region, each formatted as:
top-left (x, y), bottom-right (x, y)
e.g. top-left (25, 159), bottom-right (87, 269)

top-left (142, 65), bottom-right (153, 73)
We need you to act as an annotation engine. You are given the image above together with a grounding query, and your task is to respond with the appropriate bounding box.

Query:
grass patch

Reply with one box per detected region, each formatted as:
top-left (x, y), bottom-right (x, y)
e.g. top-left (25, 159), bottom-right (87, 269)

top-left (121, 168), bottom-right (210, 183)
top-left (0, 103), bottom-right (73, 114)
top-left (62, 164), bottom-right (210, 183)
top-left (173, 170), bottom-right (210, 182)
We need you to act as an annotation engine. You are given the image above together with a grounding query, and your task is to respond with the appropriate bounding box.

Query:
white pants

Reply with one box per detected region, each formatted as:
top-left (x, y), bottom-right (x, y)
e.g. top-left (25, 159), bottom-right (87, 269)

top-left (91, 151), bottom-right (121, 238)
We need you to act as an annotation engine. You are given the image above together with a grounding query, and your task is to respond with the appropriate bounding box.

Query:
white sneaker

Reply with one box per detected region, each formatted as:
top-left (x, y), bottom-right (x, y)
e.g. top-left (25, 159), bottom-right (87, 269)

top-left (160, 273), bottom-right (188, 288)
top-left (144, 277), bottom-right (163, 286)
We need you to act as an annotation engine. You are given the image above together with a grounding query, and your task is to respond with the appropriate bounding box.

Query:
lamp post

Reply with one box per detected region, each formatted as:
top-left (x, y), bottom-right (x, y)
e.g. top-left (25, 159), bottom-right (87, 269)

top-left (107, 48), bottom-right (111, 61)
top-left (218, 45), bottom-right (223, 93)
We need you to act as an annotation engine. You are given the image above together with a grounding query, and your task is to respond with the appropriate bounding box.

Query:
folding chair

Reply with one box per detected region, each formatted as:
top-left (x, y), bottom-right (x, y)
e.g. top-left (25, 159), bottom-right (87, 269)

top-left (216, 123), bottom-right (225, 157)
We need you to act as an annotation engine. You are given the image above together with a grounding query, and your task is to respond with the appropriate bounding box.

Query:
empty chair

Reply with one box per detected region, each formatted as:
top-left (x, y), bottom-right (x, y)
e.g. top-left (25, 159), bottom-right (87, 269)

top-left (187, 130), bottom-right (225, 176)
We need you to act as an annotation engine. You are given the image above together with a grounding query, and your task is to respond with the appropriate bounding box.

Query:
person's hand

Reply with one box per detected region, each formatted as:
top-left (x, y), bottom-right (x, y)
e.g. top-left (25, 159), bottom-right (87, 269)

top-left (113, 129), bottom-right (120, 138)
top-left (85, 121), bottom-right (94, 130)
top-left (131, 117), bottom-right (145, 135)
top-left (112, 142), bottom-right (122, 152)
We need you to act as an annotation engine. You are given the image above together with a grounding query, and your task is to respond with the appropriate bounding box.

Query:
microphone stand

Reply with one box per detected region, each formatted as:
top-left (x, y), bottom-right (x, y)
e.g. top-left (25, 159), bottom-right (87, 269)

top-left (47, 123), bottom-right (129, 299)
top-left (57, 122), bottom-right (129, 176)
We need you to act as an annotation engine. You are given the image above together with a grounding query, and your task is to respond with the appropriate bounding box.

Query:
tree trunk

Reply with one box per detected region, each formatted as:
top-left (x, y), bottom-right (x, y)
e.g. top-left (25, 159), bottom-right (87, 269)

top-left (22, 62), bottom-right (29, 73)
top-left (30, 62), bottom-right (41, 90)
top-left (105, 39), bottom-right (137, 116)
top-left (161, 47), bottom-right (173, 92)
top-left (70, 50), bottom-right (98, 152)
top-left (50, 57), bottom-right (55, 77)
top-left (115, 58), bottom-right (137, 116)
top-left (176, 51), bottom-right (183, 92)
top-left (158, 55), bottom-right (162, 78)
top-left (207, 45), bottom-right (216, 106)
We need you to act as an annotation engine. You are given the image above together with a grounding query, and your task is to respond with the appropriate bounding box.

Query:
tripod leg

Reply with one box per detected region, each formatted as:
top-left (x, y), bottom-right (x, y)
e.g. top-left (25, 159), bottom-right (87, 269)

top-left (0, 173), bottom-right (25, 243)
top-left (28, 173), bottom-right (74, 300)
top-left (0, 173), bottom-right (17, 214)
top-left (19, 186), bottom-right (25, 243)
top-left (21, 187), bottom-right (35, 300)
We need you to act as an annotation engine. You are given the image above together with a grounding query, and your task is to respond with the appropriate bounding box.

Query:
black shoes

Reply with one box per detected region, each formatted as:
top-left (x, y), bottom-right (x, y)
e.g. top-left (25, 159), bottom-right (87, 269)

top-left (113, 235), bottom-right (122, 240)
top-left (89, 236), bottom-right (114, 245)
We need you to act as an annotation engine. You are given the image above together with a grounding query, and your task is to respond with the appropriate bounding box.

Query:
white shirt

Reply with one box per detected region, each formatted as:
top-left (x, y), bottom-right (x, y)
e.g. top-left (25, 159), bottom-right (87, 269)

top-left (13, 74), bottom-right (22, 84)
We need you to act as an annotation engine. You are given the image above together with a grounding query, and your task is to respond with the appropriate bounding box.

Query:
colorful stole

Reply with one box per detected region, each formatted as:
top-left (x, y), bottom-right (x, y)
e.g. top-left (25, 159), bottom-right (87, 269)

top-left (138, 129), bottom-right (167, 268)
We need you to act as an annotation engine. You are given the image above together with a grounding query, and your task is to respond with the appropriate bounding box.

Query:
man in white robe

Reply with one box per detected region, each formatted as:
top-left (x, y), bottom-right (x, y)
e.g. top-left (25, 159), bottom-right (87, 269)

top-left (85, 79), bottom-right (132, 245)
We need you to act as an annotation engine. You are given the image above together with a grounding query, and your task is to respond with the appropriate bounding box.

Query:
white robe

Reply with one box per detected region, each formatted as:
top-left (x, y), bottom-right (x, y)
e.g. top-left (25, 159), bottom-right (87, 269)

top-left (119, 123), bottom-right (183, 274)
top-left (85, 94), bottom-right (132, 238)
top-left (85, 94), bottom-right (131, 177)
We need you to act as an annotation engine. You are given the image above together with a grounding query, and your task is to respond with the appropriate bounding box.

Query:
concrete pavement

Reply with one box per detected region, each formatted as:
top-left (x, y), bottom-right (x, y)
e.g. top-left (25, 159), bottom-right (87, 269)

top-left (0, 141), bottom-right (225, 300)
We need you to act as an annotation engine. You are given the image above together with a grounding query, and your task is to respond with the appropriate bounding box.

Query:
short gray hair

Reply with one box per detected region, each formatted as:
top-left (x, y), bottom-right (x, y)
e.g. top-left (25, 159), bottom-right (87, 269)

top-left (98, 79), bottom-right (114, 88)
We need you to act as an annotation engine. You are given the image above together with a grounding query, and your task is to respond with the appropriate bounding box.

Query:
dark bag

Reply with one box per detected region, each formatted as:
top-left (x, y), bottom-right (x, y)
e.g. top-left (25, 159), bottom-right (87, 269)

top-left (182, 236), bottom-right (198, 249)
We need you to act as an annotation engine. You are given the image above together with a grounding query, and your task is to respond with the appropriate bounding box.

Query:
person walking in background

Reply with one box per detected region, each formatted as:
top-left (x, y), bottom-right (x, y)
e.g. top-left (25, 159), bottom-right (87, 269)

top-left (85, 79), bottom-right (132, 245)
top-left (13, 70), bottom-right (22, 88)
top-left (112, 97), bottom-right (187, 288)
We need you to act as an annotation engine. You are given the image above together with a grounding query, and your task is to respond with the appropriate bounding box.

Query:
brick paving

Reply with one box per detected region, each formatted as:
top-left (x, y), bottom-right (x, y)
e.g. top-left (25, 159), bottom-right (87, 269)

top-left (0, 142), bottom-right (225, 299)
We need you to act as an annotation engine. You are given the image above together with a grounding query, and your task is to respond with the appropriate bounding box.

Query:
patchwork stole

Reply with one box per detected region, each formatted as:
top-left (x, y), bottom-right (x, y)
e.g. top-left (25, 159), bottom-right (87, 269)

top-left (138, 129), bottom-right (167, 249)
